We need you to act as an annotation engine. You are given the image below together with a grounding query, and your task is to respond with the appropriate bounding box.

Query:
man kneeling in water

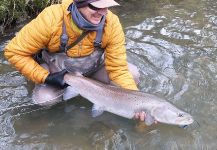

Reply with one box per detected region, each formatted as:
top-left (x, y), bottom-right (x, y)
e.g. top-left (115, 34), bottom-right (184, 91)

top-left (4, 0), bottom-right (147, 122)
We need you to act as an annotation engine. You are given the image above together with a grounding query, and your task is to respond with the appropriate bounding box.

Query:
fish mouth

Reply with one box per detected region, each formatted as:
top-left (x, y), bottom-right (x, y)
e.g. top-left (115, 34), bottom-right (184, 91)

top-left (176, 116), bottom-right (194, 125)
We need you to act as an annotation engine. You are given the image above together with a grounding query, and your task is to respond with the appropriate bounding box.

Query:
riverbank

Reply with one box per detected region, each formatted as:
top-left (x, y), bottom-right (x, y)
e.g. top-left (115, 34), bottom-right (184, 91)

top-left (0, 0), bottom-right (61, 35)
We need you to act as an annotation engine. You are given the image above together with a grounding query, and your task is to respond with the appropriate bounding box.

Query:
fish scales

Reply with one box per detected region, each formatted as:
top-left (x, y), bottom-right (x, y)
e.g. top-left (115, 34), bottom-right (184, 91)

top-left (64, 74), bottom-right (194, 126)
top-left (65, 74), bottom-right (139, 118)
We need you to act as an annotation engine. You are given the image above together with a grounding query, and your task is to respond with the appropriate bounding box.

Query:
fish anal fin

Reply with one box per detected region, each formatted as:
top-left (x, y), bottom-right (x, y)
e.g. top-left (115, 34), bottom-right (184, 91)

top-left (63, 86), bottom-right (79, 101)
top-left (91, 104), bottom-right (105, 117)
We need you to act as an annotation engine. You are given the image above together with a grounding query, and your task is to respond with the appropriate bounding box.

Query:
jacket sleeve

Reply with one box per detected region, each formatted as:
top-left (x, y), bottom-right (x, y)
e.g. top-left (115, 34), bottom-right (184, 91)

top-left (105, 15), bottom-right (138, 90)
top-left (4, 7), bottom-right (54, 84)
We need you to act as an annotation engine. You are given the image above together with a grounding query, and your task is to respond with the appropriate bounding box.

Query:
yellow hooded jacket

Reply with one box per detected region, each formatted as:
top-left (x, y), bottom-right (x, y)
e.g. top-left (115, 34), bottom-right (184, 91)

top-left (4, 0), bottom-right (138, 90)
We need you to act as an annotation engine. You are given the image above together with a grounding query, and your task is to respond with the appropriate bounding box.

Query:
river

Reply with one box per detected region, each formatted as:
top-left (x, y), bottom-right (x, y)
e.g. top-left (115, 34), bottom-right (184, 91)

top-left (0, 0), bottom-right (216, 149)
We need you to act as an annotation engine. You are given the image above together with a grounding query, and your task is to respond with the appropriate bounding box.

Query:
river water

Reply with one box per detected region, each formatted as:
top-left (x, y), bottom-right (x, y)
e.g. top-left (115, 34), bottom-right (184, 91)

top-left (0, 0), bottom-right (216, 149)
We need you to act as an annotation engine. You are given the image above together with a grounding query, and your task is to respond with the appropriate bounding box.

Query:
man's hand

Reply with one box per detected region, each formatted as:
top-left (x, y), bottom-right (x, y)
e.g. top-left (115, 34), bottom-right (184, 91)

top-left (134, 111), bottom-right (146, 121)
top-left (45, 69), bottom-right (68, 88)
top-left (134, 111), bottom-right (158, 125)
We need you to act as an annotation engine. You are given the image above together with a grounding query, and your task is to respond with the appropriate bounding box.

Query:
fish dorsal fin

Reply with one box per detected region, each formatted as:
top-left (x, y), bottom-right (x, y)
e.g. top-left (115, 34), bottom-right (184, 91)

top-left (91, 104), bottom-right (105, 117)
top-left (144, 112), bottom-right (155, 126)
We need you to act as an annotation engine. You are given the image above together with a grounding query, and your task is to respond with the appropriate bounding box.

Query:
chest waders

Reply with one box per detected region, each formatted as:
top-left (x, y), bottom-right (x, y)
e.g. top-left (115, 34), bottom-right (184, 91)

top-left (39, 20), bottom-right (105, 77)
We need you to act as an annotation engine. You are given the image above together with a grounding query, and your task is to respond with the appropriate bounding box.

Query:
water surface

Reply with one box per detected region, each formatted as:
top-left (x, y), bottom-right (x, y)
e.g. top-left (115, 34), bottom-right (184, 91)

top-left (0, 0), bottom-right (216, 149)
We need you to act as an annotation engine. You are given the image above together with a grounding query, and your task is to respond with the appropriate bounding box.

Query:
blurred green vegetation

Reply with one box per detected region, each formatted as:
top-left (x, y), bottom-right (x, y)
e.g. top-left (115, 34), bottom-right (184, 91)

top-left (0, 0), bottom-right (61, 34)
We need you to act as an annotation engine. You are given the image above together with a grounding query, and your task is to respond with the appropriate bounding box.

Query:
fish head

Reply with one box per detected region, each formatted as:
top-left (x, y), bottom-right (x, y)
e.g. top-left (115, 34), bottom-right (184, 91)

top-left (151, 103), bottom-right (194, 126)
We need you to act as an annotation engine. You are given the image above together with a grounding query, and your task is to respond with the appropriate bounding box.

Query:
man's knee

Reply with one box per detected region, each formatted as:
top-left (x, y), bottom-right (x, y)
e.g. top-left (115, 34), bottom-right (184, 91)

top-left (90, 65), bottom-right (110, 84)
top-left (128, 63), bottom-right (140, 85)
top-left (90, 63), bottom-right (140, 85)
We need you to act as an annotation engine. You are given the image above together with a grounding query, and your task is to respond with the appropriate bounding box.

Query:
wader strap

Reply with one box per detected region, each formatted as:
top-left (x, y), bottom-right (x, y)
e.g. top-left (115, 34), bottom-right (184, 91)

top-left (66, 31), bottom-right (90, 51)
top-left (94, 27), bottom-right (103, 48)
top-left (94, 17), bottom-right (105, 48)
top-left (60, 22), bottom-right (90, 52)
top-left (59, 23), bottom-right (69, 52)
top-left (60, 21), bottom-right (104, 52)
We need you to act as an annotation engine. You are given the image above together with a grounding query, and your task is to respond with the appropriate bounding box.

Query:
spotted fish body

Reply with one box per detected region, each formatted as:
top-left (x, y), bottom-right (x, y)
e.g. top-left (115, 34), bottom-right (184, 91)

top-left (64, 74), bottom-right (194, 126)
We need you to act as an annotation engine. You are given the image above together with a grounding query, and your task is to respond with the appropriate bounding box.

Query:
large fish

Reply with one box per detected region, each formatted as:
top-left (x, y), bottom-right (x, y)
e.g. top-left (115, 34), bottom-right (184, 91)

top-left (64, 74), bottom-right (194, 126)
top-left (33, 50), bottom-right (194, 126)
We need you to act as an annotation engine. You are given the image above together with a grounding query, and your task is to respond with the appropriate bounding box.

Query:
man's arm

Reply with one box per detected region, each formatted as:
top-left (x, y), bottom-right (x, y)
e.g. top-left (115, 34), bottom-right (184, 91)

top-left (104, 14), bottom-right (138, 90)
top-left (4, 7), bottom-right (55, 84)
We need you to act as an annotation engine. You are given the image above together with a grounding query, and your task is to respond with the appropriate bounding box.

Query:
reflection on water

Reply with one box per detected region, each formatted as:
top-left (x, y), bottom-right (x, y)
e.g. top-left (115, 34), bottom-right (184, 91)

top-left (0, 0), bottom-right (217, 149)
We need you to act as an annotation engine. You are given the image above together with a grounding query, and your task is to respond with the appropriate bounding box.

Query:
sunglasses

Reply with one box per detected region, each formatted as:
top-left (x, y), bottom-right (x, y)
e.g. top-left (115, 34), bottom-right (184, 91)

top-left (88, 3), bottom-right (104, 11)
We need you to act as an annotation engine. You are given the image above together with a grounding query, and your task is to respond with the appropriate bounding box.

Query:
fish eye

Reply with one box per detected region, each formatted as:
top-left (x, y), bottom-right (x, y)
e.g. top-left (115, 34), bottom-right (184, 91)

top-left (178, 113), bottom-right (184, 117)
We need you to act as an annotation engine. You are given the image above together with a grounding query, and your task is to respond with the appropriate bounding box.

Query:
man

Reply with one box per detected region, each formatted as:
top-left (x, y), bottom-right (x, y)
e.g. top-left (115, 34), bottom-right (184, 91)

top-left (4, 0), bottom-right (146, 121)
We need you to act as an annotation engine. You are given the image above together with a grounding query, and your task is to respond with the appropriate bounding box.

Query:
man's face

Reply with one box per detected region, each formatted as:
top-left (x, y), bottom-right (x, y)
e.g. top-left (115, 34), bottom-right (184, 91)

top-left (78, 4), bottom-right (108, 25)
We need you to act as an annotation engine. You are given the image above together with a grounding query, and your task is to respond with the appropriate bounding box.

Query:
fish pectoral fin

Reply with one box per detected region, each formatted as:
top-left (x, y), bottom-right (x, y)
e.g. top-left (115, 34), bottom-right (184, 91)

top-left (63, 86), bottom-right (79, 101)
top-left (144, 112), bottom-right (155, 126)
top-left (91, 104), bottom-right (105, 117)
